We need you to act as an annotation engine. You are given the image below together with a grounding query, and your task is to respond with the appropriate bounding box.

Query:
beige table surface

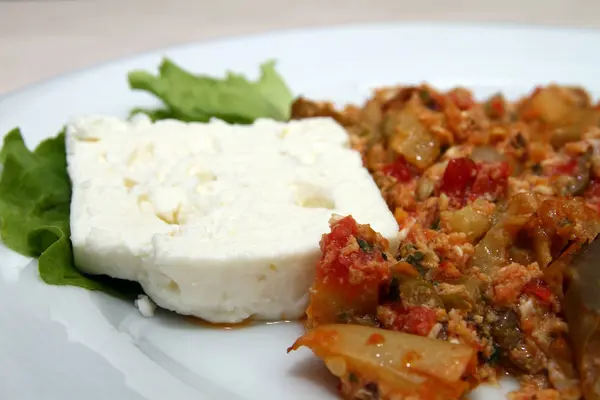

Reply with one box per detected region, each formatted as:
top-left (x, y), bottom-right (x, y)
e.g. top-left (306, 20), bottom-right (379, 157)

top-left (1, 0), bottom-right (599, 96)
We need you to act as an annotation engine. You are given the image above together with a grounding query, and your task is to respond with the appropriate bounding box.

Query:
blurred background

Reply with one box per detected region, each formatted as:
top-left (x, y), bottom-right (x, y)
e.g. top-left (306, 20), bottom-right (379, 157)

top-left (1, 0), bottom-right (599, 94)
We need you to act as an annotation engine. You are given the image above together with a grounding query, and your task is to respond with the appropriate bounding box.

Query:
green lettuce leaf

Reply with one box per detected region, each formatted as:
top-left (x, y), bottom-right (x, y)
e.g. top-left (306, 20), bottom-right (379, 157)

top-left (0, 128), bottom-right (141, 298)
top-left (128, 59), bottom-right (293, 124)
top-left (128, 107), bottom-right (182, 122)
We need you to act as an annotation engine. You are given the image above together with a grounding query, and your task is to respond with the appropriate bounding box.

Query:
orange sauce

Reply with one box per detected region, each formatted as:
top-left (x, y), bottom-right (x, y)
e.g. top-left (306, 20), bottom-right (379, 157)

top-left (186, 316), bottom-right (292, 330)
top-left (366, 332), bottom-right (385, 346)
top-left (402, 350), bottom-right (421, 368)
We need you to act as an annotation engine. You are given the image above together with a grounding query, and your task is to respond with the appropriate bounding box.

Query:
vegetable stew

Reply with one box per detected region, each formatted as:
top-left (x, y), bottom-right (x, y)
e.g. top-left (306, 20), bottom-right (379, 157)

top-left (290, 84), bottom-right (600, 400)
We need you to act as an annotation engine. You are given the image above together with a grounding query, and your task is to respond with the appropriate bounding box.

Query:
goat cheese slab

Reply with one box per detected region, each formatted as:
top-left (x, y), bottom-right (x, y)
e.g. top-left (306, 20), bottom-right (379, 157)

top-left (66, 115), bottom-right (399, 323)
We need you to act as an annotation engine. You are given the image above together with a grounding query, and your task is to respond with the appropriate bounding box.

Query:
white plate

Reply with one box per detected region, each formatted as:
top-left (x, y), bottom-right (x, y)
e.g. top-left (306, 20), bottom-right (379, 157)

top-left (1, 22), bottom-right (599, 400)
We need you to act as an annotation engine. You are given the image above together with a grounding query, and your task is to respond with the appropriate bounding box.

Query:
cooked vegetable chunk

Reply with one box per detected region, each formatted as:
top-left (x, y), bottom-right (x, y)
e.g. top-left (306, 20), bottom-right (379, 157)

top-left (289, 324), bottom-right (476, 400)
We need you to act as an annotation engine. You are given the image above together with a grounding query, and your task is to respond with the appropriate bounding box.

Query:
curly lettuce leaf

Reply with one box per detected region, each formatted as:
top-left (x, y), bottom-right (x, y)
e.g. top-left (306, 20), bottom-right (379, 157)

top-left (0, 128), bottom-right (141, 298)
top-left (128, 59), bottom-right (293, 124)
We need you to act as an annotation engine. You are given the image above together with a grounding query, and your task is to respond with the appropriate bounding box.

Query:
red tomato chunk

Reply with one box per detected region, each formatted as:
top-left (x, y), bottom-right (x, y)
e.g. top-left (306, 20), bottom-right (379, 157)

top-left (381, 156), bottom-right (415, 182)
top-left (439, 158), bottom-right (477, 205)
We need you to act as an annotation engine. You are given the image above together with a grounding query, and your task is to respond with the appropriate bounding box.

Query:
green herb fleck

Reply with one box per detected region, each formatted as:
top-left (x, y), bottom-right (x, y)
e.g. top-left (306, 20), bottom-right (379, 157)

top-left (559, 217), bottom-right (573, 227)
top-left (430, 218), bottom-right (440, 230)
top-left (357, 238), bottom-right (372, 252)
top-left (406, 251), bottom-right (424, 265)
top-left (415, 264), bottom-right (428, 276)
top-left (419, 89), bottom-right (430, 103)
top-left (406, 251), bottom-right (427, 276)
top-left (349, 372), bottom-right (359, 383)
top-left (487, 344), bottom-right (501, 364)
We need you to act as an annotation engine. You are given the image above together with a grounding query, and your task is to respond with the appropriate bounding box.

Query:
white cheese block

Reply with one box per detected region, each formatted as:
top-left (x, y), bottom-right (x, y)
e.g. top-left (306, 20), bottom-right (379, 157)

top-left (66, 115), bottom-right (399, 323)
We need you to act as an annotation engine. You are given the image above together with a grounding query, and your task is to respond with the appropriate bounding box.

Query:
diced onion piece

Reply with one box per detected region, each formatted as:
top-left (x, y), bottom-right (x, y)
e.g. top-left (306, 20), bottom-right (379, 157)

top-left (470, 146), bottom-right (507, 164)
top-left (471, 192), bottom-right (539, 274)
top-left (442, 199), bottom-right (493, 242)
top-left (386, 102), bottom-right (441, 169)
top-left (526, 86), bottom-right (576, 125)
top-left (416, 176), bottom-right (436, 200)
top-left (289, 324), bottom-right (476, 400)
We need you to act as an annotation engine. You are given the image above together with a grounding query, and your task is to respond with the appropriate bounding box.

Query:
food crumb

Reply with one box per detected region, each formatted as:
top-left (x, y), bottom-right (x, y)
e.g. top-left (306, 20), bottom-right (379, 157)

top-left (135, 294), bottom-right (157, 318)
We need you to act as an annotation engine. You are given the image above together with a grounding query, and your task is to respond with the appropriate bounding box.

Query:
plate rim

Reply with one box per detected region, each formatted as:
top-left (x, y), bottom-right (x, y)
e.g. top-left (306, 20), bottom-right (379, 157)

top-left (2, 20), bottom-right (600, 104)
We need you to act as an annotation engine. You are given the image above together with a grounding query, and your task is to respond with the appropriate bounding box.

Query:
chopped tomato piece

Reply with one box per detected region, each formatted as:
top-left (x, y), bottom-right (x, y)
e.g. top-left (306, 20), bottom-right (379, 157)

top-left (440, 158), bottom-right (509, 205)
top-left (432, 260), bottom-right (462, 281)
top-left (469, 161), bottom-right (510, 201)
top-left (439, 158), bottom-right (477, 207)
top-left (522, 279), bottom-right (553, 304)
top-left (325, 214), bottom-right (358, 246)
top-left (489, 95), bottom-right (506, 117)
top-left (381, 156), bottom-right (415, 182)
top-left (550, 158), bottom-right (578, 176)
top-left (396, 305), bottom-right (438, 336)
